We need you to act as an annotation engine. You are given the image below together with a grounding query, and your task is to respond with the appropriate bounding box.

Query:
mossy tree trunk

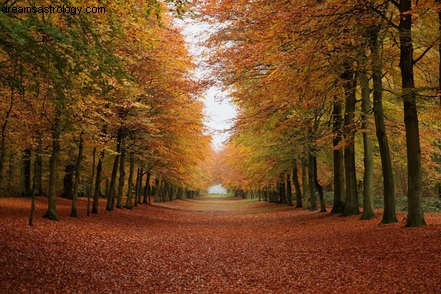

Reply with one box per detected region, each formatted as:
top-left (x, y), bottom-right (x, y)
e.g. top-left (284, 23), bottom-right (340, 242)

top-left (359, 57), bottom-right (375, 220)
top-left (398, 0), bottom-right (425, 226)
top-left (369, 25), bottom-right (397, 224)
top-left (342, 63), bottom-right (359, 216)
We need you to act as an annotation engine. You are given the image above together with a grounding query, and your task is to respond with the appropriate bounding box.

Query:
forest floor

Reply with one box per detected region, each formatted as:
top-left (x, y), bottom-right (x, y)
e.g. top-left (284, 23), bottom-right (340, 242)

top-left (1, 196), bottom-right (441, 293)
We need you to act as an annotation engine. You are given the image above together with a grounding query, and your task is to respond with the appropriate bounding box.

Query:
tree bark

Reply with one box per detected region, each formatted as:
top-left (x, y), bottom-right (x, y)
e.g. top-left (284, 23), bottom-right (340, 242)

top-left (125, 152), bottom-right (135, 209)
top-left (44, 119), bottom-right (60, 220)
top-left (92, 150), bottom-right (104, 214)
top-left (34, 135), bottom-right (43, 196)
top-left (359, 58), bottom-right (375, 220)
top-left (398, 0), bottom-right (426, 226)
top-left (63, 164), bottom-right (75, 199)
top-left (369, 25), bottom-right (397, 223)
top-left (342, 63), bottom-right (359, 216)
top-left (71, 133), bottom-right (84, 217)
top-left (116, 134), bottom-right (126, 209)
top-left (331, 97), bottom-right (345, 213)
top-left (134, 168), bottom-right (141, 206)
top-left (285, 172), bottom-right (293, 206)
top-left (292, 160), bottom-right (303, 208)
top-left (143, 171), bottom-right (151, 204)
top-left (312, 156), bottom-right (326, 212)
top-left (308, 154), bottom-right (317, 210)
top-left (137, 168), bottom-right (143, 204)
top-left (301, 157), bottom-right (309, 208)
top-left (106, 129), bottom-right (122, 211)
top-left (87, 147), bottom-right (96, 216)
top-left (22, 149), bottom-right (32, 197)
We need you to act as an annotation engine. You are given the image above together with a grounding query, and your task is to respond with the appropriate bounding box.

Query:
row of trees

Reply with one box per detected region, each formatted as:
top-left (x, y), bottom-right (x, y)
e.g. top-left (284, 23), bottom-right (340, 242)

top-left (0, 0), bottom-right (212, 222)
top-left (204, 0), bottom-right (441, 226)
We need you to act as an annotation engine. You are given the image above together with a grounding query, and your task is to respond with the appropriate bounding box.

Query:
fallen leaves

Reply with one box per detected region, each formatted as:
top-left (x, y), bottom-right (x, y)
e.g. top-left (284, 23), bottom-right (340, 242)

top-left (0, 196), bottom-right (441, 293)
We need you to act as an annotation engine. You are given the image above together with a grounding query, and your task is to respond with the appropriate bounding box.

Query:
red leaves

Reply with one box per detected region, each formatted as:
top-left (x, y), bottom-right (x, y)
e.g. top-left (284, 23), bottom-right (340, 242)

top-left (1, 196), bottom-right (441, 292)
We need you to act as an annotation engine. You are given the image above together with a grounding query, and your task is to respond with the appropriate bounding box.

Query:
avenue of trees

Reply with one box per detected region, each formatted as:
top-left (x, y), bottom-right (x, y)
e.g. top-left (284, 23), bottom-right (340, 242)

top-left (204, 0), bottom-right (441, 227)
top-left (0, 0), bottom-right (212, 223)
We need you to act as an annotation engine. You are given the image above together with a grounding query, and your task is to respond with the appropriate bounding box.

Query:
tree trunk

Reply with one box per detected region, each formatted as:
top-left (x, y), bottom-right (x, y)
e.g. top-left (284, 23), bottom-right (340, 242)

top-left (279, 177), bottom-right (286, 204)
top-left (331, 97), bottom-right (345, 213)
top-left (292, 160), bottom-right (303, 208)
top-left (92, 150), bottom-right (104, 214)
top-left (359, 58), bottom-right (375, 220)
top-left (134, 168), bottom-right (140, 206)
top-left (308, 154), bottom-right (317, 210)
top-left (301, 157), bottom-right (309, 208)
top-left (154, 177), bottom-right (161, 203)
top-left (106, 129), bottom-right (122, 211)
top-left (22, 149), bottom-right (32, 197)
top-left (116, 134), bottom-right (126, 209)
top-left (285, 172), bottom-right (293, 206)
top-left (312, 156), bottom-right (326, 212)
top-left (44, 120), bottom-right (60, 221)
top-left (137, 168), bottom-right (143, 204)
top-left (125, 152), bottom-right (135, 209)
top-left (143, 171), bottom-right (151, 204)
top-left (34, 135), bottom-right (43, 196)
top-left (63, 164), bottom-right (75, 199)
top-left (369, 25), bottom-right (397, 224)
top-left (399, 0), bottom-right (426, 226)
top-left (87, 147), bottom-right (96, 216)
top-left (71, 133), bottom-right (83, 217)
top-left (342, 63), bottom-right (359, 216)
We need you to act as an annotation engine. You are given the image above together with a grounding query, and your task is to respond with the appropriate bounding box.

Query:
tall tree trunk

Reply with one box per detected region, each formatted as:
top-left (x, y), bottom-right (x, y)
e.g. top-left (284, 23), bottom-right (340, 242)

top-left (308, 154), bottom-right (317, 210)
top-left (125, 152), bottom-right (135, 209)
top-left (87, 147), bottom-right (96, 216)
top-left (134, 168), bottom-right (140, 206)
top-left (143, 171), bottom-right (151, 204)
top-left (285, 172), bottom-right (293, 206)
top-left (342, 63), bottom-right (359, 216)
top-left (398, 0), bottom-right (426, 226)
top-left (106, 129), bottom-right (122, 211)
top-left (92, 150), bottom-right (104, 214)
top-left (22, 149), bottom-right (32, 197)
top-left (279, 176), bottom-right (286, 204)
top-left (359, 58), bottom-right (375, 220)
top-left (29, 152), bottom-right (38, 226)
top-left (292, 160), bottom-right (302, 207)
top-left (369, 25), bottom-right (397, 223)
top-left (34, 135), bottom-right (43, 196)
top-left (137, 168), bottom-right (143, 204)
top-left (71, 133), bottom-right (83, 217)
top-left (116, 134), bottom-right (126, 209)
top-left (63, 164), bottom-right (74, 199)
top-left (301, 157), bottom-right (309, 208)
top-left (331, 97), bottom-right (345, 213)
top-left (154, 177), bottom-right (161, 203)
top-left (312, 156), bottom-right (326, 212)
top-left (44, 120), bottom-right (60, 220)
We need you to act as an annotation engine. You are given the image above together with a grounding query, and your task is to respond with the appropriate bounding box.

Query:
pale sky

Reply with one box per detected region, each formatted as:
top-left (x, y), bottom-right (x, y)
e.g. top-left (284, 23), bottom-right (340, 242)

top-left (175, 16), bottom-right (237, 151)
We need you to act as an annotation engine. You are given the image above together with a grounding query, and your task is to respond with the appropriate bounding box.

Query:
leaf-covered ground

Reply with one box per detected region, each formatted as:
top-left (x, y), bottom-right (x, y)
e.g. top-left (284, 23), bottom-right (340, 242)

top-left (1, 196), bottom-right (441, 293)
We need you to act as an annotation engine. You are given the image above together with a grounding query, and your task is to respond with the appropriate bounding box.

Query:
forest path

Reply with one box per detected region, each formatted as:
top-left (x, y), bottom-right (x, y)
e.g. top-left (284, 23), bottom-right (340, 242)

top-left (1, 196), bottom-right (441, 293)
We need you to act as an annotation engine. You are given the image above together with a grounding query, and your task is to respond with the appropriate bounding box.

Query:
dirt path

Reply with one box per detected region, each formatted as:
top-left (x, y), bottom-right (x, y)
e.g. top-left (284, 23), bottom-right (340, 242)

top-left (1, 196), bottom-right (441, 293)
